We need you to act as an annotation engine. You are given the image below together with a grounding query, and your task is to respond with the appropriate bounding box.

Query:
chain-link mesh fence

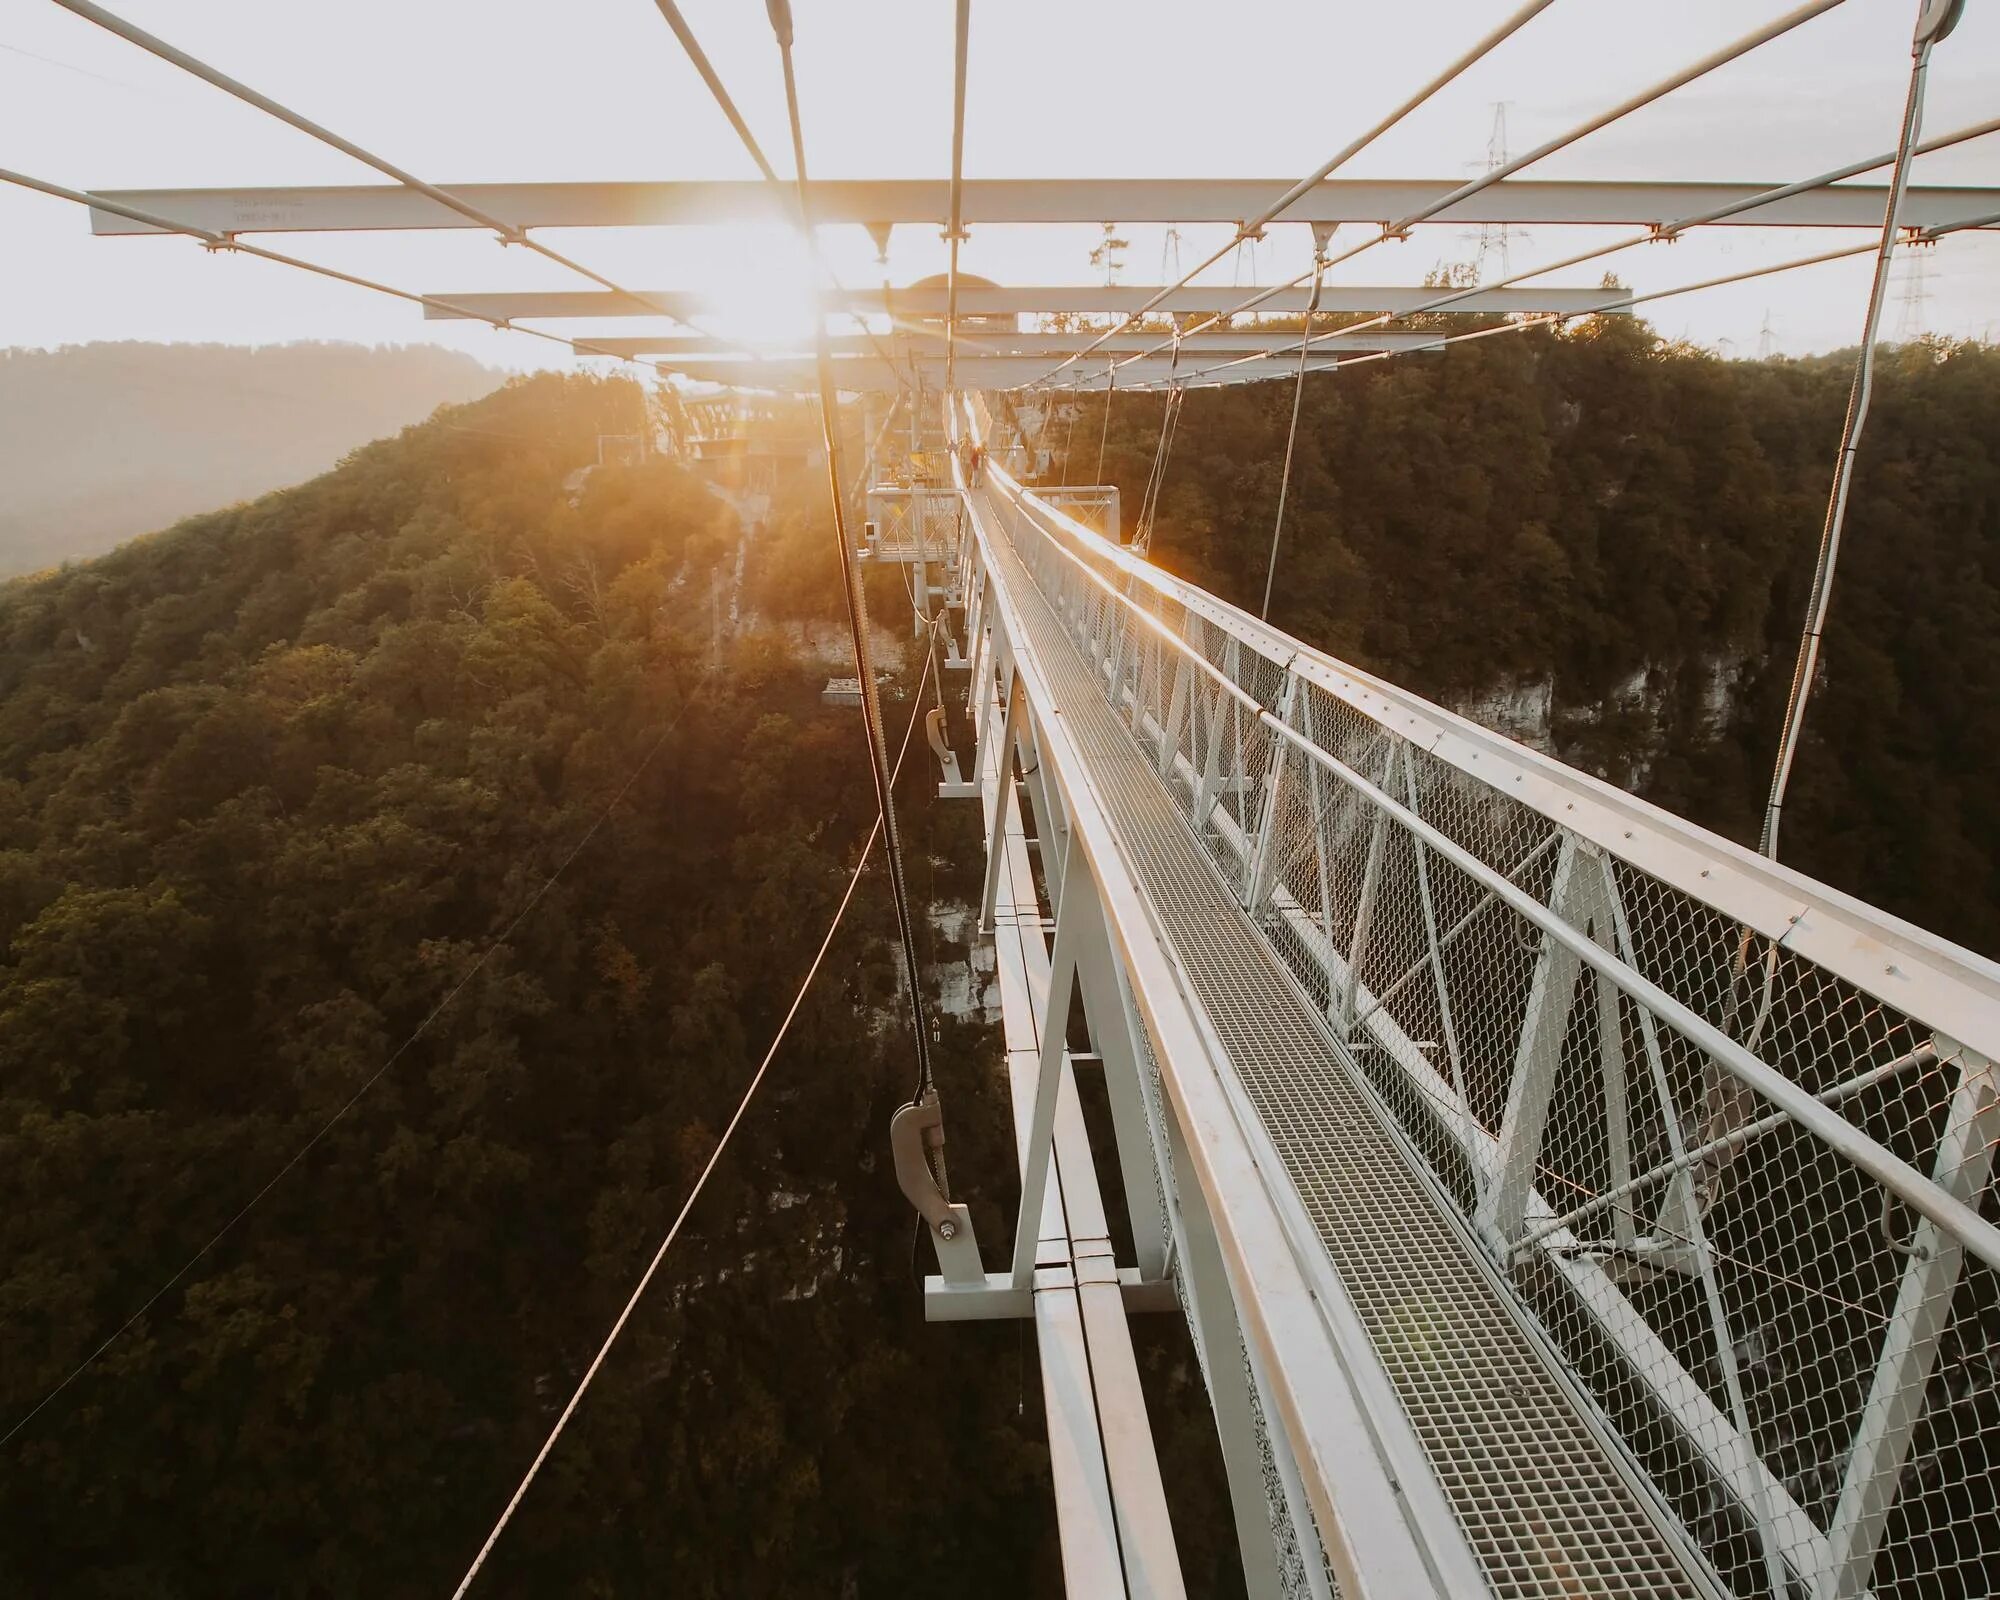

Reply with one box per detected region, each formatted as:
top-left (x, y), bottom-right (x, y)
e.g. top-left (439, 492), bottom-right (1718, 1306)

top-left (984, 462), bottom-right (2000, 1600)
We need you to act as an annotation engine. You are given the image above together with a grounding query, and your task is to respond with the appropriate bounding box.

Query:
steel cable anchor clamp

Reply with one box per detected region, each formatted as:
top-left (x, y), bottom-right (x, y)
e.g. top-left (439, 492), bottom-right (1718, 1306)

top-left (891, 1088), bottom-right (983, 1283)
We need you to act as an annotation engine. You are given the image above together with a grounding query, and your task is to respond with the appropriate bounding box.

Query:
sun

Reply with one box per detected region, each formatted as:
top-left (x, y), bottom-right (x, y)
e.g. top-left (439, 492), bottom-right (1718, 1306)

top-left (696, 227), bottom-right (821, 350)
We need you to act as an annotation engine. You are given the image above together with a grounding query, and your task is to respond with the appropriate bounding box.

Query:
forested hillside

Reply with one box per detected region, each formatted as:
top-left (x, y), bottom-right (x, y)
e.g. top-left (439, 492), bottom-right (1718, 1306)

top-left (1069, 322), bottom-right (2000, 955)
top-left (0, 341), bottom-right (501, 576)
top-left (4, 322), bottom-right (1996, 1597)
top-left (0, 375), bottom-right (1118, 1596)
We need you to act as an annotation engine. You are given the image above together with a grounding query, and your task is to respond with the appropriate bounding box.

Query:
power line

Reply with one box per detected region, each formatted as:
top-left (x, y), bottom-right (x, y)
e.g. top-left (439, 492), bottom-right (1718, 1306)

top-left (449, 647), bottom-right (939, 1599)
top-left (0, 677), bottom-right (703, 1451)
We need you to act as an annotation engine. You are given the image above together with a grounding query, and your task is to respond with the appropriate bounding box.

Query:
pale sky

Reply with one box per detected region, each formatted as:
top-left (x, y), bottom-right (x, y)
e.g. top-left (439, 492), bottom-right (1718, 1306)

top-left (2, 0), bottom-right (1997, 375)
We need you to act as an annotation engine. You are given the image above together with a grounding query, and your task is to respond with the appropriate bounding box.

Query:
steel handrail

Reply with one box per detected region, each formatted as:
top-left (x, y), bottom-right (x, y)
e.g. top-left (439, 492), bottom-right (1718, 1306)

top-left (975, 450), bottom-right (2000, 1276)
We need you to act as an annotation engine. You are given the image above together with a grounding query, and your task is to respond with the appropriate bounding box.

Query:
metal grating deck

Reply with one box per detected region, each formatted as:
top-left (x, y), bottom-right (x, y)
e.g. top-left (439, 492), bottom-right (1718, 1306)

top-left (984, 512), bottom-right (1712, 1599)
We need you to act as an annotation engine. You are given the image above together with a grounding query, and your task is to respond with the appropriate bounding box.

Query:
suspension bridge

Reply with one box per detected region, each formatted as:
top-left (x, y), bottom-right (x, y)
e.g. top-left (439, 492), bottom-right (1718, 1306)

top-left (8, 0), bottom-right (2000, 1595)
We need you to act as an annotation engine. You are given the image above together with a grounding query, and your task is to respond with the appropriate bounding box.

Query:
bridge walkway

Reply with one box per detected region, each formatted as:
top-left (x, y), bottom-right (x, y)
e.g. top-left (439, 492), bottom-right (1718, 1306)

top-left (973, 481), bottom-right (1714, 1599)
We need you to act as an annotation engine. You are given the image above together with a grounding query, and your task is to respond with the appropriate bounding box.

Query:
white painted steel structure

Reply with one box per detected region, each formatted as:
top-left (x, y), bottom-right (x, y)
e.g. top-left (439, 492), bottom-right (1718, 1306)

top-left (902, 393), bottom-right (2000, 1600)
top-left (82, 177), bottom-right (2000, 236)
top-left (414, 285), bottom-right (1638, 322)
top-left (21, 4), bottom-right (2000, 1593)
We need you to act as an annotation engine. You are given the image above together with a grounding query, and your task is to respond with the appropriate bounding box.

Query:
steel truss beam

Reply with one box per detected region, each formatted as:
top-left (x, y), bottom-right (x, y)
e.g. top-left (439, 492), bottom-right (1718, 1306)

top-left (648, 355), bottom-right (1380, 393)
top-left (942, 411), bottom-right (1492, 1600)
top-left (416, 284), bottom-right (1637, 321)
top-left (589, 330), bottom-right (1453, 358)
top-left (933, 591), bottom-right (1184, 1597)
top-left (976, 429), bottom-right (2000, 1597)
top-left (86, 178), bottom-right (2000, 236)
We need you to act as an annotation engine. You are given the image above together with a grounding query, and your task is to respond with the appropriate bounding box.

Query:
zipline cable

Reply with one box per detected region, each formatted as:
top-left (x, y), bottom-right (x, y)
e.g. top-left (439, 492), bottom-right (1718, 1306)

top-left (451, 651), bottom-right (941, 1600)
top-left (767, 0), bottom-right (935, 1103)
top-left (1762, 0), bottom-right (1959, 860)
top-left (0, 675), bottom-right (705, 1451)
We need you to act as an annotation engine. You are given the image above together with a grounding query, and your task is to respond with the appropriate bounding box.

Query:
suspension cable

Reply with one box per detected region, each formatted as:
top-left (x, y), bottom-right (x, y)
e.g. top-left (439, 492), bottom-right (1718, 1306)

top-left (1093, 362), bottom-right (1116, 483)
top-left (0, 169), bottom-right (666, 374)
top-left (55, 0), bottom-right (711, 337)
top-left (1024, 0), bottom-right (1555, 389)
top-left (647, 0), bottom-right (779, 182)
top-left (1120, 202), bottom-right (1995, 398)
top-left (1260, 246), bottom-right (1327, 618)
top-left (767, 0), bottom-right (935, 1102)
top-left (1133, 332), bottom-right (1186, 554)
top-left (1762, 0), bottom-right (1959, 860)
top-left (647, 0), bottom-right (915, 393)
top-left (450, 651), bottom-right (940, 1599)
top-left (1109, 0), bottom-right (1851, 386)
top-left (1175, 108), bottom-right (2000, 387)
top-left (945, 0), bottom-right (972, 394)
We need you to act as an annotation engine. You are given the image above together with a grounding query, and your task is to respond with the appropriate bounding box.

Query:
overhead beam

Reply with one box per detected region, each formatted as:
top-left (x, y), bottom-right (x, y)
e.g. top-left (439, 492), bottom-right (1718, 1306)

top-left (86, 178), bottom-right (2000, 236)
top-left (598, 330), bottom-right (1450, 359)
top-left (650, 354), bottom-right (1381, 392)
top-left (417, 284), bottom-right (1635, 320)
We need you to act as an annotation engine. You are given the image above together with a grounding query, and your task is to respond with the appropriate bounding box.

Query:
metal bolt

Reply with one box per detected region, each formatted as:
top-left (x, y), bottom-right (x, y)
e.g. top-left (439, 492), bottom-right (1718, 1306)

top-left (938, 1219), bottom-right (958, 1240)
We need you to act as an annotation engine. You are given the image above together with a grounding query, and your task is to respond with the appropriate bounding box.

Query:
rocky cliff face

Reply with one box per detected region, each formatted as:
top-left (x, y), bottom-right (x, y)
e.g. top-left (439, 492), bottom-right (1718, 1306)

top-left (1455, 651), bottom-right (1751, 796)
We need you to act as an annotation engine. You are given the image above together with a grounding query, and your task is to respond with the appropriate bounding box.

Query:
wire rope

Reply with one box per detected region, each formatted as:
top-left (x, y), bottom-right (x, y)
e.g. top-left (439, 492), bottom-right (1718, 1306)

top-left (1023, 0), bottom-right (1556, 388)
top-left (449, 648), bottom-right (939, 1599)
top-left (1093, 362), bottom-right (1116, 484)
top-left (1761, 0), bottom-right (1959, 860)
top-left (767, 0), bottom-right (935, 1103)
top-left (0, 169), bottom-right (666, 375)
top-left (1174, 109), bottom-right (2000, 388)
top-left (0, 675), bottom-right (705, 1450)
top-left (1110, 0), bottom-right (1853, 387)
top-left (647, 0), bottom-right (916, 393)
top-left (1132, 334), bottom-right (1185, 553)
top-left (1259, 246), bottom-right (1326, 619)
top-left (54, 0), bottom-right (713, 339)
top-left (945, 0), bottom-right (971, 394)
top-left (1120, 204), bottom-right (1996, 397)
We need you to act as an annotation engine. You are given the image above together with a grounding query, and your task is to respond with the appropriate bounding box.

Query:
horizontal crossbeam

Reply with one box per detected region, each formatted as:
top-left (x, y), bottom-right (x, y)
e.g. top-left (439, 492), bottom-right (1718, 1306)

top-left (415, 285), bottom-right (1636, 320)
top-left (84, 178), bottom-right (2000, 236)
top-left (603, 330), bottom-right (1449, 358)
top-left (649, 354), bottom-right (1388, 391)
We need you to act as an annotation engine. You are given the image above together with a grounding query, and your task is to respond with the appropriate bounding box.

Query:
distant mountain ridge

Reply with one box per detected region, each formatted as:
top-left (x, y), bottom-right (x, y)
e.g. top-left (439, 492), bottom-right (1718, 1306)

top-left (0, 340), bottom-right (501, 576)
